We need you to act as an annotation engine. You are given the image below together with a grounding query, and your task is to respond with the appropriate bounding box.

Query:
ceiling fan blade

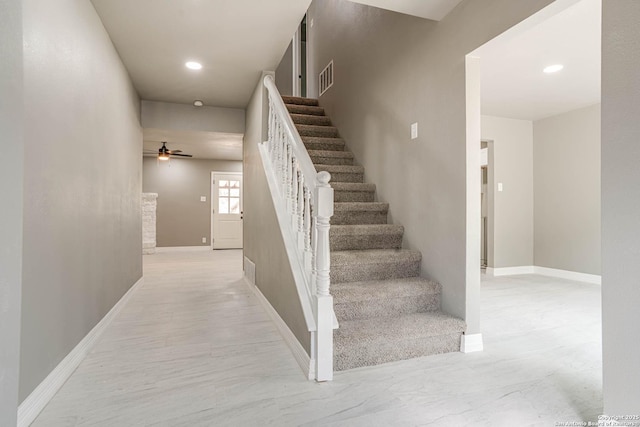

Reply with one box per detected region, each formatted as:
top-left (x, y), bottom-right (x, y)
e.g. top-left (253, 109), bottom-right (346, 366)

top-left (167, 149), bottom-right (182, 154)
top-left (171, 153), bottom-right (193, 157)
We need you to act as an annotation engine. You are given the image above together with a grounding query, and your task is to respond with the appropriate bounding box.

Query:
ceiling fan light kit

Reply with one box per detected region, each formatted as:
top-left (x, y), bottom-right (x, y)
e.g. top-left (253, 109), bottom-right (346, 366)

top-left (193, 100), bottom-right (204, 107)
top-left (146, 141), bottom-right (194, 165)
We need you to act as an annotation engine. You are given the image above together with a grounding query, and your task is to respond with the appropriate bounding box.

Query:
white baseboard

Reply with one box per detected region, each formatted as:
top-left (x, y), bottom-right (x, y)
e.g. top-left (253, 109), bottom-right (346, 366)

top-left (155, 246), bottom-right (211, 253)
top-left (460, 333), bottom-right (484, 353)
top-left (486, 266), bottom-right (535, 276)
top-left (243, 278), bottom-right (314, 381)
top-left (485, 265), bottom-right (601, 285)
top-left (17, 276), bottom-right (144, 427)
top-left (534, 266), bottom-right (601, 285)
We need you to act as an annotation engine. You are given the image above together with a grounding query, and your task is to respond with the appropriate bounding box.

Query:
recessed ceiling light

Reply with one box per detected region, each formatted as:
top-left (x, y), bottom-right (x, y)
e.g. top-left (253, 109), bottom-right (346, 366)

top-left (185, 61), bottom-right (202, 70)
top-left (193, 100), bottom-right (204, 107)
top-left (543, 64), bottom-right (564, 74)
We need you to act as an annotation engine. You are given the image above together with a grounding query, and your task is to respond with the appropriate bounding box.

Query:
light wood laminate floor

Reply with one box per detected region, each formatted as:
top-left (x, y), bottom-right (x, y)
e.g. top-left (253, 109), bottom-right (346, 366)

top-left (33, 250), bottom-right (602, 426)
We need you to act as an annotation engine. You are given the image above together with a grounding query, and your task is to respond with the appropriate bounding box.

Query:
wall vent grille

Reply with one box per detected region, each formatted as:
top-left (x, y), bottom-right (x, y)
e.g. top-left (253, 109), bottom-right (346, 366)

top-left (244, 256), bottom-right (256, 285)
top-left (319, 60), bottom-right (334, 97)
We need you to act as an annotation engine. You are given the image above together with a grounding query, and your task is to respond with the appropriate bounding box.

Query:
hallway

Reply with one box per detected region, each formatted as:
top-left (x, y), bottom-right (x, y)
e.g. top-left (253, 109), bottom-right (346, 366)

top-left (33, 251), bottom-right (602, 426)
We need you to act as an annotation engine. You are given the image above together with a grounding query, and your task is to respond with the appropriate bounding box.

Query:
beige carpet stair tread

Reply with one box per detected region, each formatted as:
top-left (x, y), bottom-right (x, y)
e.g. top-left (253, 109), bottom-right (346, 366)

top-left (296, 124), bottom-right (339, 138)
top-left (330, 224), bottom-right (403, 236)
top-left (290, 113), bottom-right (332, 126)
top-left (301, 136), bottom-right (346, 151)
top-left (332, 277), bottom-right (441, 303)
top-left (331, 249), bottom-right (421, 266)
top-left (334, 202), bottom-right (388, 212)
top-left (308, 150), bottom-right (354, 159)
top-left (286, 104), bottom-right (325, 116)
top-left (331, 182), bottom-right (376, 192)
top-left (282, 96), bottom-right (319, 106)
top-left (335, 312), bottom-right (466, 344)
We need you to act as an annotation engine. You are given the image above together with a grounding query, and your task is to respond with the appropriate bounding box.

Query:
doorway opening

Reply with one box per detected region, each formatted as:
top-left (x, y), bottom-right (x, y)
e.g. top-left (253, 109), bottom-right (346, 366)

top-left (293, 15), bottom-right (308, 97)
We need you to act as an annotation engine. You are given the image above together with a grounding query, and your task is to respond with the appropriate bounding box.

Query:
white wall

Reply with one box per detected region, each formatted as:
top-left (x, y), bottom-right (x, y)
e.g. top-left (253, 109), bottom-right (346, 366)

top-left (481, 115), bottom-right (534, 269)
top-left (0, 0), bottom-right (23, 424)
top-left (602, 0), bottom-right (640, 414)
top-left (141, 100), bottom-right (245, 134)
top-left (275, 41), bottom-right (294, 97)
top-left (534, 104), bottom-right (601, 275)
top-left (20, 0), bottom-right (142, 402)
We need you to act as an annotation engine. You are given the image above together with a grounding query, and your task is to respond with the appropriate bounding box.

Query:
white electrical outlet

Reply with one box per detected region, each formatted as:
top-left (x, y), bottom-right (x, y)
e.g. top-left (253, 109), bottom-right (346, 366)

top-left (202, 237), bottom-right (207, 243)
top-left (498, 183), bottom-right (503, 192)
top-left (411, 122), bottom-right (418, 140)
top-left (200, 196), bottom-right (206, 202)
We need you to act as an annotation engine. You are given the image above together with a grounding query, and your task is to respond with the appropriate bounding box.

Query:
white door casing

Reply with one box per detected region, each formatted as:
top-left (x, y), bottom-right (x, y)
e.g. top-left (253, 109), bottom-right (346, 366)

top-left (211, 172), bottom-right (243, 249)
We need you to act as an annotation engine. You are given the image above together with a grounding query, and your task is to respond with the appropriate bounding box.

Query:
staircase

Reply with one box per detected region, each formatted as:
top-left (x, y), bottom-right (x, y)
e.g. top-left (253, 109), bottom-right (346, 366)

top-left (282, 96), bottom-right (467, 371)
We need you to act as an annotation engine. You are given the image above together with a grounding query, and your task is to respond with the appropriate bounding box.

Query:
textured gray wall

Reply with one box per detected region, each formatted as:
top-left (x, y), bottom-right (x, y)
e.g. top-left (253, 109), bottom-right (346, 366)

top-left (0, 0), bottom-right (23, 423)
top-left (244, 73), bottom-right (311, 354)
top-left (141, 101), bottom-right (245, 134)
top-left (142, 157), bottom-right (242, 247)
top-left (307, 0), bottom-right (554, 332)
top-left (275, 41), bottom-right (294, 96)
top-left (534, 104), bottom-right (601, 275)
top-left (481, 116), bottom-right (534, 269)
top-left (602, 0), bottom-right (640, 414)
top-left (19, 0), bottom-right (142, 402)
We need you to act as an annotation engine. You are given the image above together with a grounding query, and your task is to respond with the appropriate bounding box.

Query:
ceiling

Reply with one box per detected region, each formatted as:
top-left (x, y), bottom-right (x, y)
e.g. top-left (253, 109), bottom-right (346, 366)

top-left (475, 0), bottom-right (601, 121)
top-left (91, 0), bottom-right (311, 109)
top-left (347, 0), bottom-right (463, 21)
top-left (143, 129), bottom-right (243, 161)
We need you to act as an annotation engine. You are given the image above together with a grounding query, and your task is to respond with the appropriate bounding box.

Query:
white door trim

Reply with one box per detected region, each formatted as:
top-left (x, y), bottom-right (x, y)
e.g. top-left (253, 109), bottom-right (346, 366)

top-left (211, 171), bottom-right (243, 249)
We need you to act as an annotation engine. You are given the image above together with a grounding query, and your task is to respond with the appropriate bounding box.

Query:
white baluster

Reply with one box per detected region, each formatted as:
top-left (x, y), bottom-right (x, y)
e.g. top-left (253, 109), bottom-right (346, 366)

top-left (291, 164), bottom-right (299, 230)
top-left (285, 140), bottom-right (291, 209)
top-left (304, 186), bottom-right (313, 283)
top-left (297, 172), bottom-right (305, 250)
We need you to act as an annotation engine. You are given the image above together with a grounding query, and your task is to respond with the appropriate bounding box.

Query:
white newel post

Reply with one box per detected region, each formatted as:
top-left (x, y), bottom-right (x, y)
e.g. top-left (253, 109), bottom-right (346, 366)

top-left (314, 172), bottom-right (334, 381)
top-left (142, 193), bottom-right (158, 254)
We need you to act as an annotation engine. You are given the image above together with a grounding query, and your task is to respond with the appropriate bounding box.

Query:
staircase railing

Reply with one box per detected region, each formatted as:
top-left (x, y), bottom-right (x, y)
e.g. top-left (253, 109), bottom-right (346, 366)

top-left (259, 75), bottom-right (335, 381)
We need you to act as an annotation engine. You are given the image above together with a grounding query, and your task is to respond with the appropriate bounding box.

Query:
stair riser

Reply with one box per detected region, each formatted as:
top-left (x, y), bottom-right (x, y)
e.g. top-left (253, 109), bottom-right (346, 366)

top-left (334, 333), bottom-right (463, 371)
top-left (292, 115), bottom-right (332, 126)
top-left (286, 105), bottom-right (325, 116)
top-left (325, 172), bottom-right (363, 183)
top-left (332, 211), bottom-right (387, 225)
top-left (282, 96), bottom-right (319, 106)
top-left (297, 126), bottom-right (339, 138)
top-left (334, 191), bottom-right (375, 203)
top-left (330, 233), bottom-right (402, 251)
top-left (334, 293), bottom-right (441, 321)
top-left (303, 141), bottom-right (345, 151)
top-left (331, 260), bottom-right (420, 283)
top-left (310, 156), bottom-right (354, 166)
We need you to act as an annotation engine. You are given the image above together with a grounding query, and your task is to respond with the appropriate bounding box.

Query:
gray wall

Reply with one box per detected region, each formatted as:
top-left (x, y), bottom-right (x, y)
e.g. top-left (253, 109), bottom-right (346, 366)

top-left (534, 104), bottom-right (601, 275)
top-left (0, 0), bottom-right (23, 423)
top-left (276, 41), bottom-right (294, 96)
top-left (602, 0), bottom-right (640, 414)
top-left (142, 157), bottom-right (242, 247)
top-left (141, 101), bottom-right (245, 134)
top-left (244, 73), bottom-right (311, 354)
top-left (308, 0), bottom-right (554, 332)
top-left (19, 0), bottom-right (142, 402)
top-left (481, 115), bottom-right (534, 269)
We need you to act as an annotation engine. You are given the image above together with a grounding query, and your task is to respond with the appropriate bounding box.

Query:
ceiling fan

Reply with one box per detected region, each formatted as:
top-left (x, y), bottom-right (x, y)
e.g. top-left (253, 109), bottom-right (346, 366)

top-left (145, 142), bottom-right (193, 161)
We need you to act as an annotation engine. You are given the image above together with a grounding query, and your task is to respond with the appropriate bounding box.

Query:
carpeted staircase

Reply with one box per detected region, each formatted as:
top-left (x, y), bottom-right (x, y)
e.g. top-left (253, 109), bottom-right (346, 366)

top-left (282, 96), bottom-right (467, 371)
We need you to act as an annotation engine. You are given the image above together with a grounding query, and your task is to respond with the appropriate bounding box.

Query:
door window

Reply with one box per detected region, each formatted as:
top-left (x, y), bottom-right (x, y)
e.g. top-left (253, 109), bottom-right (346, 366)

top-left (218, 180), bottom-right (241, 214)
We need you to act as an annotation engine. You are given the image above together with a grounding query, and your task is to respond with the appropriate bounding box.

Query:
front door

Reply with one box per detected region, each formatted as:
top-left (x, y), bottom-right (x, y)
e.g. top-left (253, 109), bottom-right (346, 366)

top-left (212, 172), bottom-right (243, 249)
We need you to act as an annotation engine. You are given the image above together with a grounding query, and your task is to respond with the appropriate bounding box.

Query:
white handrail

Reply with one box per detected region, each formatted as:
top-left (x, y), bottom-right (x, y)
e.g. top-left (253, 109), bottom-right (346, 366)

top-left (259, 75), bottom-right (335, 381)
